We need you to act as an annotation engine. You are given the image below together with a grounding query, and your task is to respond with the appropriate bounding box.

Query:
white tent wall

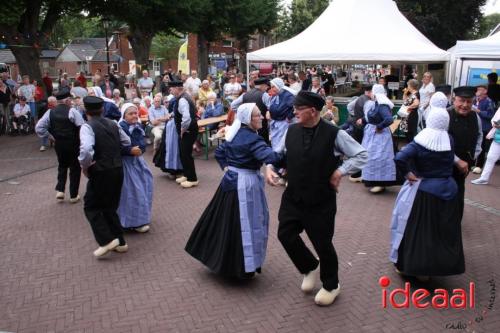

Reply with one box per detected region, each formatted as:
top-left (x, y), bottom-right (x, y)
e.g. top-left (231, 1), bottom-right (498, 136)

top-left (447, 32), bottom-right (500, 88)
top-left (247, 0), bottom-right (449, 64)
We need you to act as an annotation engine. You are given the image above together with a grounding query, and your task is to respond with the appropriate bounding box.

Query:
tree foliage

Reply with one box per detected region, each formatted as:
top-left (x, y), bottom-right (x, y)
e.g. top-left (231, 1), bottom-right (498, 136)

top-left (395, 0), bottom-right (487, 49)
top-left (151, 33), bottom-right (184, 61)
top-left (468, 13), bottom-right (500, 39)
top-left (277, 0), bottom-right (329, 40)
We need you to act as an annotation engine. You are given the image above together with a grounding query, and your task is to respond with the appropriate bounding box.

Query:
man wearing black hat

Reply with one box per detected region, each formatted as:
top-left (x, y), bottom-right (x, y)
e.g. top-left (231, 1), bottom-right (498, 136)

top-left (447, 86), bottom-right (483, 221)
top-left (169, 80), bottom-right (199, 188)
top-left (79, 96), bottom-right (131, 257)
top-left (35, 88), bottom-right (85, 202)
top-left (266, 91), bottom-right (367, 306)
top-left (231, 77), bottom-right (271, 143)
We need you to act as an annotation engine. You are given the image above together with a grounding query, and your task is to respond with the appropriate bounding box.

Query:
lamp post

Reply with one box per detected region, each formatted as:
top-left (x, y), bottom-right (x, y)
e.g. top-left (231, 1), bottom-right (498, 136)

top-left (102, 18), bottom-right (111, 74)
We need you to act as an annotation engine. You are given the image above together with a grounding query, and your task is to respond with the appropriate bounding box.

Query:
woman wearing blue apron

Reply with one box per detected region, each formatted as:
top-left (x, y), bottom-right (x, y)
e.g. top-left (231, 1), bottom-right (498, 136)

top-left (185, 103), bottom-right (282, 278)
top-left (390, 93), bottom-right (464, 280)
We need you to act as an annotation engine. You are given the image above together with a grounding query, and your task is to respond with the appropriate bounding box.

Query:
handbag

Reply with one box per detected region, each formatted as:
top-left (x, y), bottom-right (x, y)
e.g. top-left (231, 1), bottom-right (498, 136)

top-left (397, 105), bottom-right (410, 118)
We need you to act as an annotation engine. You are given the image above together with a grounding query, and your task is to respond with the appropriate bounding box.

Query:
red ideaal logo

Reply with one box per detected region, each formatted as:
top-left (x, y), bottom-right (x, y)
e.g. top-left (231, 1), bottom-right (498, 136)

top-left (379, 276), bottom-right (475, 309)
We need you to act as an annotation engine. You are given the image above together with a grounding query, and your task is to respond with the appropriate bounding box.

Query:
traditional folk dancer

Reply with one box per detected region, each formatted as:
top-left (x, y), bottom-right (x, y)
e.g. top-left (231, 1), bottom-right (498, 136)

top-left (170, 81), bottom-right (199, 188)
top-left (390, 92), bottom-right (464, 281)
top-left (79, 96), bottom-right (130, 257)
top-left (361, 84), bottom-right (402, 193)
top-left (447, 86), bottom-right (483, 220)
top-left (35, 88), bottom-right (84, 202)
top-left (266, 91), bottom-right (367, 306)
top-left (267, 78), bottom-right (296, 150)
top-left (185, 103), bottom-right (282, 278)
top-left (117, 103), bottom-right (154, 234)
top-left (153, 96), bottom-right (184, 179)
top-left (231, 77), bottom-right (271, 143)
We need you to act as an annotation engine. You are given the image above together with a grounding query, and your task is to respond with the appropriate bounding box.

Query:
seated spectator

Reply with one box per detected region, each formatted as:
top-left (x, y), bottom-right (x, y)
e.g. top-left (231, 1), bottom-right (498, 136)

top-left (112, 89), bottom-right (124, 108)
top-left (70, 80), bottom-right (88, 99)
top-left (148, 96), bottom-right (168, 152)
top-left (201, 92), bottom-right (224, 131)
top-left (133, 97), bottom-right (149, 123)
top-left (11, 96), bottom-right (30, 134)
top-left (320, 96), bottom-right (340, 124)
top-left (198, 80), bottom-right (214, 105)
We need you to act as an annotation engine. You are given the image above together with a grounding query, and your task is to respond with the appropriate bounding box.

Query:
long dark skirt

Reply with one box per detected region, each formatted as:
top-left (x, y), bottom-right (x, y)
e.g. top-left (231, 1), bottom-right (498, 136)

top-left (185, 185), bottom-right (251, 278)
top-left (396, 190), bottom-right (465, 276)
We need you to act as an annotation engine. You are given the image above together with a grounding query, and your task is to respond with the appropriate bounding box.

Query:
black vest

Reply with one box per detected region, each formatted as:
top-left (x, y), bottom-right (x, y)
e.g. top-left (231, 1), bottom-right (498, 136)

top-left (285, 119), bottom-right (340, 207)
top-left (174, 93), bottom-right (198, 134)
top-left (49, 104), bottom-right (79, 143)
top-left (242, 88), bottom-right (267, 116)
top-left (448, 108), bottom-right (479, 165)
top-left (88, 117), bottom-right (122, 172)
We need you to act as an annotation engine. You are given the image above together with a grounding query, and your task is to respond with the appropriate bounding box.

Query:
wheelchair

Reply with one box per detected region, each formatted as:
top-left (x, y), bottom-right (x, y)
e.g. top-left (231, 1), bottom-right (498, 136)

top-left (8, 106), bottom-right (34, 135)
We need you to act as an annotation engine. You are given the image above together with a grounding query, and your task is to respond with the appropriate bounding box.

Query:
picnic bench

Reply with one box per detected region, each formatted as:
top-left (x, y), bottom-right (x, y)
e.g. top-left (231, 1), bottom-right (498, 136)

top-left (197, 114), bottom-right (228, 160)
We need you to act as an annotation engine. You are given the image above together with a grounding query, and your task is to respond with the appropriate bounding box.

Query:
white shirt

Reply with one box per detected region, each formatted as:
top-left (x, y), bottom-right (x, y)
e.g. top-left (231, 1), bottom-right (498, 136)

top-left (138, 77), bottom-right (154, 92)
top-left (185, 77), bottom-right (201, 95)
top-left (13, 104), bottom-right (30, 117)
top-left (419, 82), bottom-right (435, 110)
top-left (290, 82), bottom-right (302, 92)
top-left (223, 82), bottom-right (241, 97)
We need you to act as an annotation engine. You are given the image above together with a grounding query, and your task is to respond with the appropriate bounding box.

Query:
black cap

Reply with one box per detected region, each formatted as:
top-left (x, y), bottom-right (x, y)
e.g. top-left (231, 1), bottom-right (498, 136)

top-left (435, 84), bottom-right (452, 95)
top-left (254, 77), bottom-right (270, 86)
top-left (56, 88), bottom-right (71, 100)
top-left (168, 80), bottom-right (184, 87)
top-left (453, 86), bottom-right (476, 98)
top-left (294, 91), bottom-right (325, 111)
top-left (83, 96), bottom-right (104, 110)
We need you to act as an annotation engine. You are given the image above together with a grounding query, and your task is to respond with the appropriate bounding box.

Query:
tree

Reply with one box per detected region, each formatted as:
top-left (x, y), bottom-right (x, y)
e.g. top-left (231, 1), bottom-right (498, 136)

top-left (286, 0), bottom-right (329, 39)
top-left (395, 0), bottom-right (487, 49)
top-left (274, 4), bottom-right (293, 42)
top-left (151, 33), bottom-right (183, 61)
top-left (0, 1), bottom-right (81, 82)
top-left (89, 0), bottom-right (208, 78)
top-left (468, 13), bottom-right (500, 39)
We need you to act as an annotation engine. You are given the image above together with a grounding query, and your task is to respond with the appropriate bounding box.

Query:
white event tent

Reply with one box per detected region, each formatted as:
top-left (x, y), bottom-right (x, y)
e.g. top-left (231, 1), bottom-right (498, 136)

top-left (447, 32), bottom-right (500, 87)
top-left (247, 0), bottom-right (449, 64)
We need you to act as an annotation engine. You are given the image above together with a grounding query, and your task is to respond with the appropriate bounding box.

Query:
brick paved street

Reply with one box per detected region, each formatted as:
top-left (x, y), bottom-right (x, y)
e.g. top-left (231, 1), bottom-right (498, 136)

top-left (0, 134), bottom-right (499, 333)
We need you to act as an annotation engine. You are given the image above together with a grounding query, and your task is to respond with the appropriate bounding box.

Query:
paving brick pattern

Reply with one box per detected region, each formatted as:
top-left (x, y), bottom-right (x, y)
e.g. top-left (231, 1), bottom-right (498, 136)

top-left (0, 135), bottom-right (499, 333)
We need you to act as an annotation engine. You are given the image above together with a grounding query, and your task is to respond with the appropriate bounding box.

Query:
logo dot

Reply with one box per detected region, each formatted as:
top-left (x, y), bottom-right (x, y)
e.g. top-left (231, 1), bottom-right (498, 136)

top-left (379, 276), bottom-right (390, 287)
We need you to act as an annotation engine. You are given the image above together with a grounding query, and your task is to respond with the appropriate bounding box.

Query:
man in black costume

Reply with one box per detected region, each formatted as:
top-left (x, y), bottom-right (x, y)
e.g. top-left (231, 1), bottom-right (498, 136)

top-left (447, 86), bottom-right (483, 221)
top-left (266, 91), bottom-right (367, 306)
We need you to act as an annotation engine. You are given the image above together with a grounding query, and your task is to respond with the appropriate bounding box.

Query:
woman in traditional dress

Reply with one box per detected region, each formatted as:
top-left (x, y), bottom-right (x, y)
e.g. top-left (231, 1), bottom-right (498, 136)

top-left (117, 103), bottom-right (154, 233)
top-left (361, 84), bottom-right (402, 193)
top-left (153, 95), bottom-right (183, 180)
top-left (390, 92), bottom-right (464, 280)
top-left (185, 103), bottom-right (282, 278)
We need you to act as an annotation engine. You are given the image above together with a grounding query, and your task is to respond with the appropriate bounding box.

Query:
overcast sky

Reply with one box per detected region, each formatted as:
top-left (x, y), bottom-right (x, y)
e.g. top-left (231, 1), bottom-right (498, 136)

top-left (281, 0), bottom-right (499, 15)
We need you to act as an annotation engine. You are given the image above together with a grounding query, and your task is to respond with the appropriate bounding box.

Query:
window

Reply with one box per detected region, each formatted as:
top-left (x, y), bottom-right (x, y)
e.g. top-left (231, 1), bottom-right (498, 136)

top-left (153, 61), bottom-right (161, 76)
top-left (222, 40), bottom-right (233, 48)
top-left (42, 61), bottom-right (49, 69)
top-left (111, 63), bottom-right (119, 72)
top-left (247, 40), bottom-right (253, 50)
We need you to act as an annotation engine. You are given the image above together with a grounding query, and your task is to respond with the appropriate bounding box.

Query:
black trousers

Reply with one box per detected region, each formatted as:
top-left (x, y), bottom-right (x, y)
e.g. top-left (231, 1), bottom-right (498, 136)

top-left (476, 131), bottom-right (492, 168)
top-left (83, 167), bottom-right (125, 246)
top-left (277, 193), bottom-right (339, 291)
top-left (54, 142), bottom-right (81, 198)
top-left (406, 110), bottom-right (419, 143)
top-left (179, 130), bottom-right (197, 181)
top-left (453, 167), bottom-right (466, 222)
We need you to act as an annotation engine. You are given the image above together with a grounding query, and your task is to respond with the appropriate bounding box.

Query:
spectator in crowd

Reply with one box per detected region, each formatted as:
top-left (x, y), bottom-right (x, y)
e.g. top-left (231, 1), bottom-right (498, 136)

top-left (92, 69), bottom-right (102, 87)
top-left (198, 80), bottom-right (214, 105)
top-left (400, 79), bottom-right (420, 142)
top-left (419, 72), bottom-right (435, 122)
top-left (288, 74), bottom-right (302, 93)
top-left (201, 92), bottom-right (224, 131)
top-left (138, 70), bottom-right (154, 96)
top-left (42, 71), bottom-right (53, 96)
top-left (298, 71), bottom-right (310, 91)
top-left (60, 73), bottom-right (70, 89)
top-left (70, 80), bottom-right (88, 99)
top-left (100, 74), bottom-right (115, 99)
top-left (472, 106), bottom-right (500, 185)
top-left (309, 77), bottom-right (325, 97)
top-left (160, 74), bottom-right (170, 96)
top-left (472, 85), bottom-right (496, 174)
top-left (148, 96), bottom-right (168, 152)
top-left (320, 96), bottom-right (339, 125)
top-left (76, 71), bottom-right (87, 88)
top-left (0, 80), bottom-right (11, 127)
top-left (112, 89), bottom-right (124, 109)
top-left (11, 96), bottom-right (30, 134)
top-left (223, 74), bottom-right (242, 103)
top-left (487, 72), bottom-right (500, 106)
top-left (17, 75), bottom-right (36, 120)
top-left (132, 97), bottom-right (149, 123)
top-left (185, 70), bottom-right (201, 100)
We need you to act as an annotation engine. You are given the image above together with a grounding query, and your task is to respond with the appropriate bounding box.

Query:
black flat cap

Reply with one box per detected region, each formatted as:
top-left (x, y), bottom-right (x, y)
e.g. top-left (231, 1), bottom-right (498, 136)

top-left (56, 88), bottom-right (71, 100)
top-left (168, 81), bottom-right (184, 87)
top-left (435, 84), bottom-right (452, 95)
top-left (453, 86), bottom-right (476, 98)
top-left (254, 77), bottom-right (270, 86)
top-left (294, 91), bottom-right (325, 111)
top-left (83, 96), bottom-right (104, 110)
